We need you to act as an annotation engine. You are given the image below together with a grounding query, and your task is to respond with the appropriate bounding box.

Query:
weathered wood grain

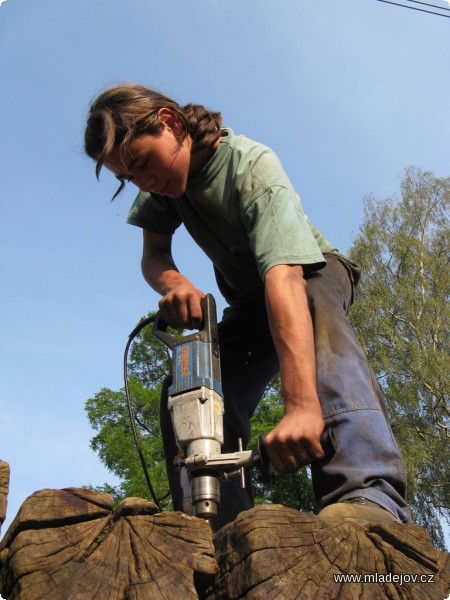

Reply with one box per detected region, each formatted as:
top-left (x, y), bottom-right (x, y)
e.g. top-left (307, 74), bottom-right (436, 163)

top-left (210, 504), bottom-right (450, 600)
top-left (1, 489), bottom-right (449, 599)
top-left (0, 488), bottom-right (217, 600)
top-left (0, 462), bottom-right (9, 533)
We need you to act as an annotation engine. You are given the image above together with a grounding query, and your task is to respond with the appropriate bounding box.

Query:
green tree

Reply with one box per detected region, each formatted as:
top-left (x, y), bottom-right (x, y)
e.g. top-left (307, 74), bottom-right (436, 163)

top-left (85, 321), bottom-right (172, 507)
top-left (349, 166), bottom-right (449, 549)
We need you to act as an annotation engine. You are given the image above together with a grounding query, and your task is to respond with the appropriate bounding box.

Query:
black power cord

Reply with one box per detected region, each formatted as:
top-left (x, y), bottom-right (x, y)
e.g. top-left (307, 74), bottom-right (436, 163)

top-left (123, 315), bottom-right (162, 511)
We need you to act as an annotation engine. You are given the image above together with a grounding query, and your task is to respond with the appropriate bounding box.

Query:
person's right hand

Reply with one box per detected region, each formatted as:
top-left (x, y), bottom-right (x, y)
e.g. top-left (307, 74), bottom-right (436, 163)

top-left (158, 284), bottom-right (206, 329)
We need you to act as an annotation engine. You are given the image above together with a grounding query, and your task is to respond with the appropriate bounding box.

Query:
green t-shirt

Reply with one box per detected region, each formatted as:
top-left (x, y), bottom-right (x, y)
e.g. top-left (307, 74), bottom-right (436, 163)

top-left (127, 128), bottom-right (355, 307)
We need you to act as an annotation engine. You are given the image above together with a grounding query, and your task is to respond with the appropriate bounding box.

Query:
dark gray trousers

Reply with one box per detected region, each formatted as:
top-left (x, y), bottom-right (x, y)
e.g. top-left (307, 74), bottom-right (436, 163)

top-left (160, 255), bottom-right (411, 530)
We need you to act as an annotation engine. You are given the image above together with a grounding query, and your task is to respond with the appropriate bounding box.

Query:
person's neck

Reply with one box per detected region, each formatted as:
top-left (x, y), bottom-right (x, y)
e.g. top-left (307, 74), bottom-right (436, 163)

top-left (188, 137), bottom-right (221, 179)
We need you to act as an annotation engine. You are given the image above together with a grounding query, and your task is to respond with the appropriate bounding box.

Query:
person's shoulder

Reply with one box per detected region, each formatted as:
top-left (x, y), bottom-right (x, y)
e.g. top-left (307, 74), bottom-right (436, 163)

top-left (222, 128), bottom-right (270, 154)
top-left (127, 191), bottom-right (150, 223)
top-left (127, 190), bottom-right (181, 234)
top-left (221, 128), bottom-right (279, 174)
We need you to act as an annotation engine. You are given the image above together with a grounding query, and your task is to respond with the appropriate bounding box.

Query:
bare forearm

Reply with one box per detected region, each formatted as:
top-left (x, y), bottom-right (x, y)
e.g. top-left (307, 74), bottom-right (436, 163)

top-left (265, 264), bottom-right (320, 411)
top-left (141, 230), bottom-right (205, 328)
top-left (264, 264), bottom-right (325, 471)
top-left (141, 249), bottom-right (192, 295)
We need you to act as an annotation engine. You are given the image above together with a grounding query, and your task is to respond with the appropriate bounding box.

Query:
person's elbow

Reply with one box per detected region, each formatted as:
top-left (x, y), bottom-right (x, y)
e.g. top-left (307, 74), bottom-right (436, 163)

top-left (265, 264), bottom-right (305, 287)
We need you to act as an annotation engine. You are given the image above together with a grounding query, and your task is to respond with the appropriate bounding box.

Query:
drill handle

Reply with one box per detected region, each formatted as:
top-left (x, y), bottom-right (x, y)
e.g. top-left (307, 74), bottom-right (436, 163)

top-left (153, 293), bottom-right (218, 349)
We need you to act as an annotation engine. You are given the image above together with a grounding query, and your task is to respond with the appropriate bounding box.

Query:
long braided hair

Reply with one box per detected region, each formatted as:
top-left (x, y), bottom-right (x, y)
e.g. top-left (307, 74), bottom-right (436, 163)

top-left (84, 83), bottom-right (222, 197)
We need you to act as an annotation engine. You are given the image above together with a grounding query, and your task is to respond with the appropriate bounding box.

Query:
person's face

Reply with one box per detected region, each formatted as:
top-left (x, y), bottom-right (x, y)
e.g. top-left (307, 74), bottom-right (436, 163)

top-left (104, 109), bottom-right (192, 198)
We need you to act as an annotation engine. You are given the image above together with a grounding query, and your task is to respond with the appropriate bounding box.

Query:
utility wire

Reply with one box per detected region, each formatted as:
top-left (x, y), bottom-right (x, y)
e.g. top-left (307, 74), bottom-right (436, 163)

top-left (404, 0), bottom-right (450, 10)
top-left (376, 0), bottom-right (450, 18)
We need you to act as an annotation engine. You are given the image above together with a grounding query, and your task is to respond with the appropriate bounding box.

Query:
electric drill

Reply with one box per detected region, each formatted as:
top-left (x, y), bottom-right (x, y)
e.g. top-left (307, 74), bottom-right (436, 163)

top-left (153, 294), bottom-right (272, 520)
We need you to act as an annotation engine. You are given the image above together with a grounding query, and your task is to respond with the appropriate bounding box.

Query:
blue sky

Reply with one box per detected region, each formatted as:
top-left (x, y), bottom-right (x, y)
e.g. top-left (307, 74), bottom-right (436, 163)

top-left (0, 0), bottom-right (449, 542)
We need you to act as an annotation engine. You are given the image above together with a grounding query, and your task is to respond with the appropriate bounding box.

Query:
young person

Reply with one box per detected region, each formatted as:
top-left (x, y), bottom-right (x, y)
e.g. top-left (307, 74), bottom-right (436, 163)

top-left (85, 83), bottom-right (411, 530)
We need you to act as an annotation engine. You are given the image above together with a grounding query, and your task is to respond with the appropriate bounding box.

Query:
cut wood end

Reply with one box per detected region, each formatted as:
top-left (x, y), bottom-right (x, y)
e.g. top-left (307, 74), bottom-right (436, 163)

top-left (114, 497), bottom-right (159, 519)
top-left (0, 461), bottom-right (10, 533)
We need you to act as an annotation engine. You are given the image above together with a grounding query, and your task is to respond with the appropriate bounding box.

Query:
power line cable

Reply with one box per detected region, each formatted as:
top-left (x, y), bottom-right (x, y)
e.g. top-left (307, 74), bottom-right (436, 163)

top-left (404, 0), bottom-right (450, 11)
top-left (375, 0), bottom-right (450, 17)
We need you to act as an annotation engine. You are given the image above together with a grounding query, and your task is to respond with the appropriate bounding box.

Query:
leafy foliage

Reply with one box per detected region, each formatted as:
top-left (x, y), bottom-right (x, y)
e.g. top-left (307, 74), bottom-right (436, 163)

top-left (349, 166), bottom-right (449, 549)
top-left (85, 379), bottom-right (170, 505)
top-left (85, 320), bottom-right (172, 507)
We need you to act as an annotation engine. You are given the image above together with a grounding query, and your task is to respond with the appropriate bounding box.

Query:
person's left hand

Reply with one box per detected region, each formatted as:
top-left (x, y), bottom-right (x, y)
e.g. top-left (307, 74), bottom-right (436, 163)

top-left (263, 406), bottom-right (325, 473)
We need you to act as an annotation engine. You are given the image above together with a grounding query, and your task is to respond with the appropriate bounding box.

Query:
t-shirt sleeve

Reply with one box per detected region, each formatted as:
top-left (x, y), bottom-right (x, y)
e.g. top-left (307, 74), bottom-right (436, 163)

top-left (238, 152), bottom-right (326, 279)
top-left (127, 191), bottom-right (182, 235)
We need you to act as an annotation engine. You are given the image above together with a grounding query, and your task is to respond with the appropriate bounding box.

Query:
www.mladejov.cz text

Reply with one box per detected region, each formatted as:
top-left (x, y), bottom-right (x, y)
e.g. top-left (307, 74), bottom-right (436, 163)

top-left (333, 573), bottom-right (435, 585)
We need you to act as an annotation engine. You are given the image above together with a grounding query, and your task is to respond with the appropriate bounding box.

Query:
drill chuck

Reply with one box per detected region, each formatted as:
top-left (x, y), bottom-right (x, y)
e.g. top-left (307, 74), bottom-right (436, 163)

top-left (190, 473), bottom-right (220, 519)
